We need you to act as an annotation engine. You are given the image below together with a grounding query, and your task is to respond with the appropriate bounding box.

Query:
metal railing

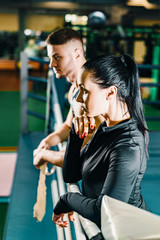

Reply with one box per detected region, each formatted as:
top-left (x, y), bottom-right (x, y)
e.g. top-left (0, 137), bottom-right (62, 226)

top-left (48, 70), bottom-right (85, 240)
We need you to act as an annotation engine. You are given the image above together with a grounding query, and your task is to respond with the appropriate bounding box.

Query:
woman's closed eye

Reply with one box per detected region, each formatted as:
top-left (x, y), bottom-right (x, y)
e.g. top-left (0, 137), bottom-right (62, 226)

top-left (81, 87), bottom-right (88, 95)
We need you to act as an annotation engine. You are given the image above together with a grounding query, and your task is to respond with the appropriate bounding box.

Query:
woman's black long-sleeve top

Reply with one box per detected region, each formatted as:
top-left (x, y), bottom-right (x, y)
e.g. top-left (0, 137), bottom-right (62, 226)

top-left (54, 118), bottom-right (148, 227)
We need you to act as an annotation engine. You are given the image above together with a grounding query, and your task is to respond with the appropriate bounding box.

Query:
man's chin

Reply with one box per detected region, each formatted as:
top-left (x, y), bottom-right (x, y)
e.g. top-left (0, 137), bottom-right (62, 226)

top-left (55, 73), bottom-right (66, 79)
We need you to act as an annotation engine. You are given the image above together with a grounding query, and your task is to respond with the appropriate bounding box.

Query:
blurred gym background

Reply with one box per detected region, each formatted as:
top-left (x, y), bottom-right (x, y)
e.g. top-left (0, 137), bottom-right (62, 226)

top-left (0, 0), bottom-right (160, 239)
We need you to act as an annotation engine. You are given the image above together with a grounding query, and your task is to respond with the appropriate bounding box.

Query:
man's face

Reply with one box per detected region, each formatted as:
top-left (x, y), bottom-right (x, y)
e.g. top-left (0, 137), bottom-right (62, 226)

top-left (47, 43), bottom-right (76, 82)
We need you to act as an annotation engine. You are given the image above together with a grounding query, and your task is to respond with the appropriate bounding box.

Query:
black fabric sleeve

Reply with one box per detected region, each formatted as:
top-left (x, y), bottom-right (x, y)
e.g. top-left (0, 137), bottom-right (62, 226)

top-left (63, 124), bottom-right (84, 183)
top-left (54, 145), bottom-right (141, 227)
top-left (54, 192), bottom-right (101, 227)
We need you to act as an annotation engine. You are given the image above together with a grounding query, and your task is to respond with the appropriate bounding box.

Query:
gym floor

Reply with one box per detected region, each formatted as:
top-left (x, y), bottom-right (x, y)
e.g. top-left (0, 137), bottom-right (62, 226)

top-left (0, 76), bottom-right (46, 239)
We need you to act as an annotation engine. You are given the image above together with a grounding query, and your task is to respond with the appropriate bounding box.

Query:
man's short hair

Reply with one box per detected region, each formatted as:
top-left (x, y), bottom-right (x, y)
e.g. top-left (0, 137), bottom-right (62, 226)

top-left (46, 28), bottom-right (83, 45)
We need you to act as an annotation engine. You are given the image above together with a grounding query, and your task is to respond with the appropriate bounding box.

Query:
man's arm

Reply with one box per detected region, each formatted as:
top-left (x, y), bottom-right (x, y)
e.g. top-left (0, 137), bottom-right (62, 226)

top-left (37, 107), bottom-right (73, 150)
top-left (33, 107), bottom-right (73, 168)
top-left (33, 149), bottom-right (65, 168)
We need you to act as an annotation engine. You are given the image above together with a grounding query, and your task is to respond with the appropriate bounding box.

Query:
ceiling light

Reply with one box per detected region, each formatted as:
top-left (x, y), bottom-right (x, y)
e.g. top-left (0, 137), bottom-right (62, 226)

top-left (127, 0), bottom-right (158, 9)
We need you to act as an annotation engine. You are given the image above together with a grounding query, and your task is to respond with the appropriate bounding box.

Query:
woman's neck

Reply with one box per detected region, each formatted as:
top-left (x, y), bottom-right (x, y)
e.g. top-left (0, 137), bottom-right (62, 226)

top-left (106, 115), bottom-right (131, 127)
top-left (103, 101), bottom-right (131, 127)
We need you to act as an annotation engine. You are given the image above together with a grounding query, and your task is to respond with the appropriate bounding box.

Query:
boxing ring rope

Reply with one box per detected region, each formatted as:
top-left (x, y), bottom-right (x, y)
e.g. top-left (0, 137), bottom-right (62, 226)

top-left (48, 70), bottom-right (73, 240)
top-left (47, 69), bottom-right (100, 240)
top-left (138, 64), bottom-right (160, 70)
top-left (20, 52), bottom-right (48, 133)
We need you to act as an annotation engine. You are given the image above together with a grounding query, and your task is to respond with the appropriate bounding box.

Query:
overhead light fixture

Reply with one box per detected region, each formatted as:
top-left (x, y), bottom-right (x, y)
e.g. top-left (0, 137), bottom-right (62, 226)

top-left (32, 1), bottom-right (78, 10)
top-left (65, 14), bottom-right (88, 25)
top-left (24, 29), bottom-right (32, 36)
top-left (127, 0), bottom-right (158, 9)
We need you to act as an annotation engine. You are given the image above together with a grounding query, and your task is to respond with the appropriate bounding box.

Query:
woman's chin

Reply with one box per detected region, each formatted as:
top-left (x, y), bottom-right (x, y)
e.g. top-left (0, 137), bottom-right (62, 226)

top-left (86, 113), bottom-right (97, 118)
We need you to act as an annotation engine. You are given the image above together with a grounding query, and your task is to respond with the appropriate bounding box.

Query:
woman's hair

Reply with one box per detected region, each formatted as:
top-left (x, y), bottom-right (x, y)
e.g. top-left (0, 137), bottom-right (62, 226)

top-left (83, 54), bottom-right (149, 153)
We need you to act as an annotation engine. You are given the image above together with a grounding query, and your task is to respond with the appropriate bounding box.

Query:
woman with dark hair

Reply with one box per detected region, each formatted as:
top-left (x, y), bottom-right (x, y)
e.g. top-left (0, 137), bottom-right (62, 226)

top-left (52, 54), bottom-right (150, 228)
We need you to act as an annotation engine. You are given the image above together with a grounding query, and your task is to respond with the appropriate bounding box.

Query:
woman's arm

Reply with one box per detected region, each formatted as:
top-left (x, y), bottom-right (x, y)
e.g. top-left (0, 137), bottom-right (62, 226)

top-left (53, 145), bottom-right (141, 227)
top-left (62, 124), bottom-right (84, 182)
top-left (53, 192), bottom-right (101, 227)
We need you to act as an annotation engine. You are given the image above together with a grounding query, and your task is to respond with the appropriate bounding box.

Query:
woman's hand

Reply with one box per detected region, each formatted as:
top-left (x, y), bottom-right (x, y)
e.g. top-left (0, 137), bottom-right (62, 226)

top-left (73, 115), bottom-right (96, 138)
top-left (52, 211), bottom-right (75, 228)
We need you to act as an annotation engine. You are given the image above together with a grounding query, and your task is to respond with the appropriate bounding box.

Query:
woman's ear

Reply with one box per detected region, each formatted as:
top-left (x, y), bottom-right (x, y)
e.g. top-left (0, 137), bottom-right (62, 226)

top-left (106, 86), bottom-right (117, 100)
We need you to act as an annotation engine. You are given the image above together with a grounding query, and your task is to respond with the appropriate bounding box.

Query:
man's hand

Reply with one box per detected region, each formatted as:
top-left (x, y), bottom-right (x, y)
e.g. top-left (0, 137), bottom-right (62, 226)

top-left (33, 148), bottom-right (64, 168)
top-left (36, 139), bottom-right (50, 154)
top-left (33, 139), bottom-right (50, 169)
top-left (33, 149), bottom-right (46, 169)
top-left (52, 211), bottom-right (75, 228)
top-left (73, 115), bottom-right (96, 138)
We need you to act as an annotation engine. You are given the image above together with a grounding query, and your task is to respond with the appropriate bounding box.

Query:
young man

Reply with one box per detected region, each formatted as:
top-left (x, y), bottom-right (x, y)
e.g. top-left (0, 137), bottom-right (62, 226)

top-left (33, 28), bottom-right (103, 168)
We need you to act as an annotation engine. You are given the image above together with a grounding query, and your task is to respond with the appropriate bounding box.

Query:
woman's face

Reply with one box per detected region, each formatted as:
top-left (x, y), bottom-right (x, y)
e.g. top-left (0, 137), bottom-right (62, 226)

top-left (76, 70), bottom-right (107, 117)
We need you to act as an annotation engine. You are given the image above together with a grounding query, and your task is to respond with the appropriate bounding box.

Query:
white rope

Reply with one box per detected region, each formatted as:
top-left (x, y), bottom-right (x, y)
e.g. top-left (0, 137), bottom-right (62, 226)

top-left (50, 71), bottom-right (101, 240)
top-left (68, 183), bottom-right (101, 240)
top-left (51, 180), bottom-right (65, 240)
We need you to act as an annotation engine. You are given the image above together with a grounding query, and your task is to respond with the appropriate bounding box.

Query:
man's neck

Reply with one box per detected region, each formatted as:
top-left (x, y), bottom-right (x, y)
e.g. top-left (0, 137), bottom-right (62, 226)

top-left (68, 57), bottom-right (86, 87)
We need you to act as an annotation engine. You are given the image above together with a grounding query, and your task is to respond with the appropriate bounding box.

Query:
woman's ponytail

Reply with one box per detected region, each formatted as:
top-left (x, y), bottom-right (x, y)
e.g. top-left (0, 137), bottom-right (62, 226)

top-left (123, 54), bottom-right (149, 154)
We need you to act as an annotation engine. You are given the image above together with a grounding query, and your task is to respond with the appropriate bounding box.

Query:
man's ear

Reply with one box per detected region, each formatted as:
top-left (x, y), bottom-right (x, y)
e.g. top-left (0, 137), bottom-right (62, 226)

top-left (75, 48), bottom-right (81, 59)
top-left (106, 86), bottom-right (117, 100)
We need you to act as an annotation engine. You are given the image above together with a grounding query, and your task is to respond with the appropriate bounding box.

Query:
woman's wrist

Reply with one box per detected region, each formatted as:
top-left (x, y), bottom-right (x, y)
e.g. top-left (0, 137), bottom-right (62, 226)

top-left (54, 194), bottom-right (72, 215)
